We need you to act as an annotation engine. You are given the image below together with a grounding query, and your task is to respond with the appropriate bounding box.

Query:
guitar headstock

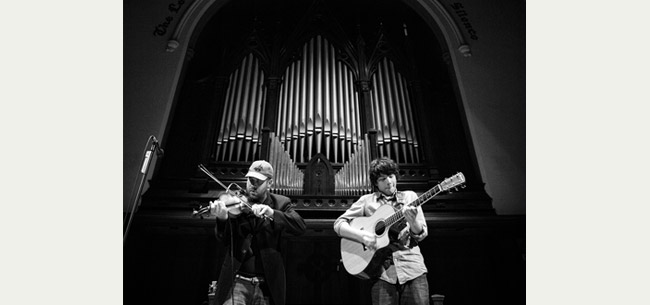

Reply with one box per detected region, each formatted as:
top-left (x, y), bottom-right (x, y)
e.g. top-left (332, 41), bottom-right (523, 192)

top-left (440, 172), bottom-right (466, 192)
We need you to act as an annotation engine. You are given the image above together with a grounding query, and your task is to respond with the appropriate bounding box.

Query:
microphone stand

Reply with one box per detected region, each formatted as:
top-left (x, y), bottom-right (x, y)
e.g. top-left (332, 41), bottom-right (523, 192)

top-left (124, 135), bottom-right (163, 243)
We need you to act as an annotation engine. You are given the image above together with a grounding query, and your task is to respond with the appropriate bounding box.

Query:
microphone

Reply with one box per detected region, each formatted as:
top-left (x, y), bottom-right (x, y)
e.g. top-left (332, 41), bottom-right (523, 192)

top-left (152, 136), bottom-right (165, 156)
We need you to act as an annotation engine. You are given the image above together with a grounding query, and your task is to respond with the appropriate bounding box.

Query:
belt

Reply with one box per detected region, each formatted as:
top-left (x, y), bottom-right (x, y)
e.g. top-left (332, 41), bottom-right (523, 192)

top-left (383, 256), bottom-right (394, 269)
top-left (235, 274), bottom-right (265, 285)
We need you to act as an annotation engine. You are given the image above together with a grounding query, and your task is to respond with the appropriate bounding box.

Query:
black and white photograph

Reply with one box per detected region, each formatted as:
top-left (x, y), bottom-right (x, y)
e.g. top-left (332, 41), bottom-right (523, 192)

top-left (123, 0), bottom-right (524, 304)
top-left (3, 1), bottom-right (650, 305)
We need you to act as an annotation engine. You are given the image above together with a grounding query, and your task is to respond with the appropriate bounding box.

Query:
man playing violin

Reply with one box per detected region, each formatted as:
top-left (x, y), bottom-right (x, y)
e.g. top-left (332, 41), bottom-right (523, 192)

top-left (209, 160), bottom-right (307, 305)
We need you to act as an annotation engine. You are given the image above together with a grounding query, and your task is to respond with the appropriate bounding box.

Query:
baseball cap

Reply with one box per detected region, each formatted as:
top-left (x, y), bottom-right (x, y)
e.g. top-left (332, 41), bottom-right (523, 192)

top-left (245, 160), bottom-right (274, 181)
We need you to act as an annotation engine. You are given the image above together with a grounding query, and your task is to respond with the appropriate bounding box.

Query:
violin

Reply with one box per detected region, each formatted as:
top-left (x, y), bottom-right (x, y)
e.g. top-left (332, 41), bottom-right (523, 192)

top-left (193, 164), bottom-right (273, 221)
top-left (213, 191), bottom-right (253, 217)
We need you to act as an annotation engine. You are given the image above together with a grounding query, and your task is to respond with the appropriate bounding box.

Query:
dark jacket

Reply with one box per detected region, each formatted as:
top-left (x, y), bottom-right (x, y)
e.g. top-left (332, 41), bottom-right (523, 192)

top-left (214, 193), bottom-right (306, 305)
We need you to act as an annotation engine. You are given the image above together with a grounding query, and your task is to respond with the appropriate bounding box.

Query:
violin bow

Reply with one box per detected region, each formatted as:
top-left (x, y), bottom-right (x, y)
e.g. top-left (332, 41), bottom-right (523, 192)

top-left (195, 164), bottom-right (273, 221)
top-left (198, 164), bottom-right (231, 191)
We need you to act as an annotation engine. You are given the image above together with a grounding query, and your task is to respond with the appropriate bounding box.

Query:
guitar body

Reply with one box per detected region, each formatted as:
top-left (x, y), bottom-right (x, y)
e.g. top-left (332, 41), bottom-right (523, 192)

top-left (340, 204), bottom-right (398, 279)
top-left (339, 172), bottom-right (466, 279)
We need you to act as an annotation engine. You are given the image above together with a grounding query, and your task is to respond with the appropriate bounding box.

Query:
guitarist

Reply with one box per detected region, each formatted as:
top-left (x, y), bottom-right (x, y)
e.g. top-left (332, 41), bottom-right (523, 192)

top-left (334, 157), bottom-right (430, 305)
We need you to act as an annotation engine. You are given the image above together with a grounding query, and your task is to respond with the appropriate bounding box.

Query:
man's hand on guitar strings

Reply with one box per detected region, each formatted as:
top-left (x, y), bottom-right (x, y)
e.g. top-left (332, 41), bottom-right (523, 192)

top-left (360, 230), bottom-right (378, 251)
top-left (403, 205), bottom-right (425, 236)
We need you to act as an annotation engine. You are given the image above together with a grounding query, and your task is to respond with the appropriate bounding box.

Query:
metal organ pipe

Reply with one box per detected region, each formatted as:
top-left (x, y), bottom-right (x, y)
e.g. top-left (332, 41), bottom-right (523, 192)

top-left (306, 37), bottom-right (314, 162)
top-left (366, 57), bottom-right (422, 164)
top-left (220, 65), bottom-right (239, 161)
top-left (323, 41), bottom-right (331, 140)
top-left (278, 66), bottom-right (289, 144)
top-left (402, 76), bottom-right (420, 163)
top-left (394, 69), bottom-right (409, 160)
top-left (292, 60), bottom-right (301, 162)
top-left (272, 35), bottom-right (370, 166)
top-left (282, 65), bottom-right (292, 146)
top-left (209, 38), bottom-right (425, 203)
top-left (350, 69), bottom-right (358, 147)
top-left (227, 66), bottom-right (242, 161)
top-left (229, 56), bottom-right (245, 161)
top-left (315, 36), bottom-right (324, 156)
top-left (252, 69), bottom-right (265, 159)
top-left (244, 58), bottom-right (261, 160)
top-left (336, 61), bottom-right (346, 162)
top-left (212, 54), bottom-right (266, 163)
top-left (299, 45), bottom-right (308, 163)
top-left (268, 132), bottom-right (304, 196)
top-left (334, 135), bottom-right (372, 196)
top-left (344, 70), bottom-right (351, 159)
top-left (377, 69), bottom-right (389, 160)
top-left (215, 70), bottom-right (237, 160)
top-left (371, 73), bottom-right (383, 146)
top-left (328, 44), bottom-right (338, 163)
top-left (386, 60), bottom-right (406, 163)
top-left (214, 42), bottom-right (422, 167)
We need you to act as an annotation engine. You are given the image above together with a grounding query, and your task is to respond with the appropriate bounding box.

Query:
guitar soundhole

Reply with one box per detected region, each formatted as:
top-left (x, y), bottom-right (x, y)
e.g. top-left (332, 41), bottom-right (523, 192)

top-left (375, 220), bottom-right (386, 236)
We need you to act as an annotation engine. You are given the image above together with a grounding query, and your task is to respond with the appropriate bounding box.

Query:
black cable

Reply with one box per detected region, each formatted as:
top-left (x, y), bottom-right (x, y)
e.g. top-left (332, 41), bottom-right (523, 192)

top-left (225, 197), bottom-right (268, 305)
top-left (229, 219), bottom-right (235, 305)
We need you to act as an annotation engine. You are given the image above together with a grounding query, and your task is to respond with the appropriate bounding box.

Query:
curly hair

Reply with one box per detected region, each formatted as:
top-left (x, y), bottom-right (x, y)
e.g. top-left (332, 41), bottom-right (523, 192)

top-left (369, 157), bottom-right (399, 187)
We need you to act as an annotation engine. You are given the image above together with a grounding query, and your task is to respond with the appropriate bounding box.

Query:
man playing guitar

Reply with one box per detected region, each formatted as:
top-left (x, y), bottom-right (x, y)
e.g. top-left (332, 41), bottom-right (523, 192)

top-left (334, 157), bottom-right (430, 305)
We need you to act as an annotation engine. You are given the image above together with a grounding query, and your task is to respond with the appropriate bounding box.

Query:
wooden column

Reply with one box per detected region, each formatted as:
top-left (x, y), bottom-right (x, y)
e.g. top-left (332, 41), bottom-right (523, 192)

top-left (367, 129), bottom-right (378, 161)
top-left (355, 80), bottom-right (374, 135)
top-left (260, 127), bottom-right (271, 161)
top-left (263, 77), bottom-right (283, 131)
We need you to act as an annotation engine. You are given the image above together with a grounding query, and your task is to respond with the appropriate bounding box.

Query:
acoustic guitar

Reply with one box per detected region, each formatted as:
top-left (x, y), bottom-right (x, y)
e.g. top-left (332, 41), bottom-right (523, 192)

top-left (340, 172), bottom-right (466, 279)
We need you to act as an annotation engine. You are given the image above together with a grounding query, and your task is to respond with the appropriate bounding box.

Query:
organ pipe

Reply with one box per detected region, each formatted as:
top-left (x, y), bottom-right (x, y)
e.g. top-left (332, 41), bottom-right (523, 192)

top-left (212, 35), bottom-right (421, 172)
top-left (213, 54), bottom-right (266, 163)
top-left (366, 57), bottom-right (421, 163)
top-left (335, 135), bottom-right (372, 196)
top-left (268, 132), bottom-right (304, 196)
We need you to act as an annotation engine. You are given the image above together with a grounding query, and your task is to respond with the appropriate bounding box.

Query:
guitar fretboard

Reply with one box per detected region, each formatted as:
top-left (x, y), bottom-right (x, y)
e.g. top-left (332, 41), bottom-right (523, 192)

top-left (383, 184), bottom-right (442, 228)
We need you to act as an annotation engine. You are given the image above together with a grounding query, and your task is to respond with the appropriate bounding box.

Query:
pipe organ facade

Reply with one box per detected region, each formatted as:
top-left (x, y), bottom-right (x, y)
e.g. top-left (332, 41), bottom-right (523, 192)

top-left (276, 35), bottom-right (363, 165)
top-left (371, 58), bottom-right (421, 164)
top-left (334, 133), bottom-right (372, 196)
top-left (267, 132), bottom-right (304, 196)
top-left (214, 53), bottom-right (267, 162)
top-left (211, 35), bottom-right (423, 174)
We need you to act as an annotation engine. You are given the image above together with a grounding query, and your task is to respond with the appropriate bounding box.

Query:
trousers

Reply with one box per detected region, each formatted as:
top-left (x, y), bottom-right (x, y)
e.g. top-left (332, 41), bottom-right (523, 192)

top-left (371, 274), bottom-right (430, 305)
top-left (221, 277), bottom-right (271, 305)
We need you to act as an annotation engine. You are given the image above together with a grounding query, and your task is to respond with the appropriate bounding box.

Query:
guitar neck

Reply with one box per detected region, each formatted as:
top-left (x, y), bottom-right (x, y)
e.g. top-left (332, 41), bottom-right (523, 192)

top-left (384, 184), bottom-right (443, 228)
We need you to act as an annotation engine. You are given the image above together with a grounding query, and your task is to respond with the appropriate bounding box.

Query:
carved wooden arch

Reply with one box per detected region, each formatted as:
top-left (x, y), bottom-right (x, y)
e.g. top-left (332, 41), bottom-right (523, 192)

top-left (303, 153), bottom-right (335, 195)
top-left (160, 0), bottom-right (477, 172)
top-left (164, 0), bottom-right (472, 58)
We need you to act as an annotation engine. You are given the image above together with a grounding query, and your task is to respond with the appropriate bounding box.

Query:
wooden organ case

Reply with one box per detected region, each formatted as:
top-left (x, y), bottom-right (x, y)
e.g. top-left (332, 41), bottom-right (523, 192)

top-left (124, 1), bottom-right (524, 305)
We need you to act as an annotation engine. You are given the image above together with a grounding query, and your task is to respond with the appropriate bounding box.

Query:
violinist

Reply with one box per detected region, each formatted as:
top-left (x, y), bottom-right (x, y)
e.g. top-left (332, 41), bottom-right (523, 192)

top-left (209, 160), bottom-right (307, 305)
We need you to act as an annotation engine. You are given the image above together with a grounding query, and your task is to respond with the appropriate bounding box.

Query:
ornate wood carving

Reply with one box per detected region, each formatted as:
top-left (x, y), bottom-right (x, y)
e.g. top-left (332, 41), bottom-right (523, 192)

top-left (303, 153), bottom-right (335, 195)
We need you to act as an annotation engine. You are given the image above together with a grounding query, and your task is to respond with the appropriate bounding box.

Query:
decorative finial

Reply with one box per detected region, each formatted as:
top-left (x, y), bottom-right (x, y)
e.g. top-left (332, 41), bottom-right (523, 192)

top-left (458, 44), bottom-right (471, 57)
top-left (166, 40), bottom-right (179, 52)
